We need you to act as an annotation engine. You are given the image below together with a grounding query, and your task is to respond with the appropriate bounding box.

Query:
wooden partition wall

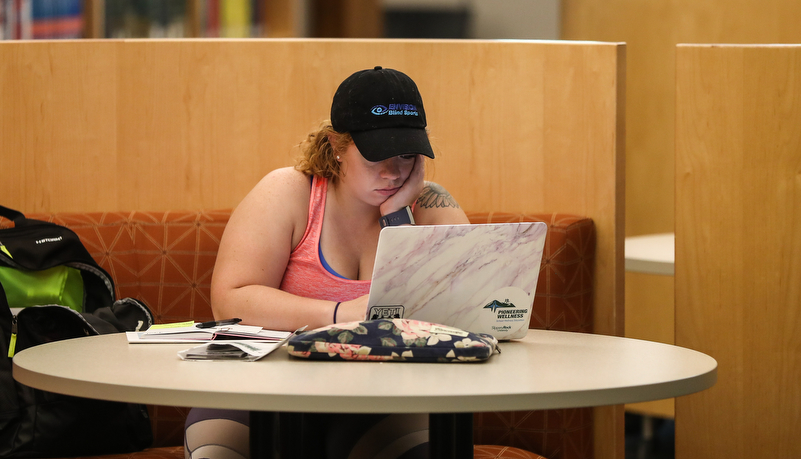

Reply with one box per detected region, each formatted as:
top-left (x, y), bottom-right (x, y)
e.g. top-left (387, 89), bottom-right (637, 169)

top-left (563, 3), bottom-right (801, 423)
top-left (0, 39), bottom-right (626, 459)
top-left (675, 44), bottom-right (801, 458)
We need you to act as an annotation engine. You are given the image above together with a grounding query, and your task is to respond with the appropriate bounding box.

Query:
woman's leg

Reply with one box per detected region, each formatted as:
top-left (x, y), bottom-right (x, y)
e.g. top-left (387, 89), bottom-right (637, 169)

top-left (184, 408), bottom-right (250, 459)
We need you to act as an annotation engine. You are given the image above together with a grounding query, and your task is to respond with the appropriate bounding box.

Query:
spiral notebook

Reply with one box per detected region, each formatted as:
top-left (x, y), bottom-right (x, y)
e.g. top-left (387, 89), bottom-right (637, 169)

top-left (365, 222), bottom-right (547, 340)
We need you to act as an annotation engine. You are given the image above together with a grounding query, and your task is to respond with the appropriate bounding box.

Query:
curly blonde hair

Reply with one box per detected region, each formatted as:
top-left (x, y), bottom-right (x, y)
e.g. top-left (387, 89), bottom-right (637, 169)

top-left (294, 121), bottom-right (352, 181)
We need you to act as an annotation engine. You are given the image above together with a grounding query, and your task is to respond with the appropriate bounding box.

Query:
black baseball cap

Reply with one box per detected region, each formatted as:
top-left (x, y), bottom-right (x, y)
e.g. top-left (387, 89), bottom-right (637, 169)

top-left (331, 66), bottom-right (435, 162)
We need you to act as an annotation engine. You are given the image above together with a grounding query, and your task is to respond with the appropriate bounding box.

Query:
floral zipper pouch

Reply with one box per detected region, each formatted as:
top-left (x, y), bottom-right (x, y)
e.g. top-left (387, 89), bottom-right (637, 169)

top-left (287, 318), bottom-right (499, 363)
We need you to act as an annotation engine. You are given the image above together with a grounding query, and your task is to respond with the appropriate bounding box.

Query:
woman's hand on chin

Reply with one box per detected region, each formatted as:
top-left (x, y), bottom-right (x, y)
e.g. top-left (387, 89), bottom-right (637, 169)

top-left (379, 155), bottom-right (424, 216)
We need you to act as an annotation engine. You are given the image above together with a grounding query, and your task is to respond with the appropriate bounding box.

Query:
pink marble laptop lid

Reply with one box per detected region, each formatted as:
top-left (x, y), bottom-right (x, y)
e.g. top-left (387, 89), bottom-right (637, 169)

top-left (366, 222), bottom-right (547, 340)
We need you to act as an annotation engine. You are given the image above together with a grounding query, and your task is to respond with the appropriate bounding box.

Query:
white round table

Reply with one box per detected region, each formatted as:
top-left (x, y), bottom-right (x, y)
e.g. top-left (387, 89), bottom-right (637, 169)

top-left (625, 233), bottom-right (675, 275)
top-left (13, 330), bottom-right (716, 458)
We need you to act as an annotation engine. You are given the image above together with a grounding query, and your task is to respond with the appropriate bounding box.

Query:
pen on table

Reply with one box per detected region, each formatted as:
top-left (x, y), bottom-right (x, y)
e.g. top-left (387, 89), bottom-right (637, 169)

top-left (196, 318), bottom-right (242, 329)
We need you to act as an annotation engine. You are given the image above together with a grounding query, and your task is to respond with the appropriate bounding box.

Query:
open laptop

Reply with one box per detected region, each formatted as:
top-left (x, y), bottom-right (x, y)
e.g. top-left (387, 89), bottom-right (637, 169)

top-left (365, 222), bottom-right (547, 340)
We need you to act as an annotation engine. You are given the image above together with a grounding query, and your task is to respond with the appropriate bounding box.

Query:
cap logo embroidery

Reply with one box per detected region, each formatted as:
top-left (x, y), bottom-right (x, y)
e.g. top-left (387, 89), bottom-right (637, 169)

top-left (370, 104), bottom-right (419, 116)
top-left (371, 105), bottom-right (388, 115)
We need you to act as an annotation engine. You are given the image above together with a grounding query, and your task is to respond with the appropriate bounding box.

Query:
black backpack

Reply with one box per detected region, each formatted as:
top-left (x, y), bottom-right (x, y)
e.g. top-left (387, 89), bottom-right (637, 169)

top-left (0, 205), bottom-right (154, 457)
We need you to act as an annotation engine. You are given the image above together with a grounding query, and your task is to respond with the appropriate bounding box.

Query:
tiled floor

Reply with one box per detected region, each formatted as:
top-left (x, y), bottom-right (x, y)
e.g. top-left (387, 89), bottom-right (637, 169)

top-left (625, 413), bottom-right (675, 459)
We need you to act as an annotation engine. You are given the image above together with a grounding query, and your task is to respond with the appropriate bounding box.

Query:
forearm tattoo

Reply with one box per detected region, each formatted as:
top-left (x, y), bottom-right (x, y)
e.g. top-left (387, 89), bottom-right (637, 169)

top-left (416, 183), bottom-right (461, 209)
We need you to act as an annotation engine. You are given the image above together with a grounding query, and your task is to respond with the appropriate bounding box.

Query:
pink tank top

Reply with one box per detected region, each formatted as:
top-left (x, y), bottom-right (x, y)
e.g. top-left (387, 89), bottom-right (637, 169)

top-left (279, 175), bottom-right (371, 301)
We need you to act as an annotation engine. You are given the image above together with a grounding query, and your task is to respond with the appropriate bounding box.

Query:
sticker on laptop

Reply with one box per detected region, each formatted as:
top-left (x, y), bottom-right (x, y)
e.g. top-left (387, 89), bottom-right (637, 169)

top-left (477, 287), bottom-right (532, 335)
top-left (368, 305), bottom-right (405, 320)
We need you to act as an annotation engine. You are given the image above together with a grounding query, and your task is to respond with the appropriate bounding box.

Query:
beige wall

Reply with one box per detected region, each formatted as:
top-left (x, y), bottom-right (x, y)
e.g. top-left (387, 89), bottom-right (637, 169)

top-left (675, 44), bottom-right (801, 459)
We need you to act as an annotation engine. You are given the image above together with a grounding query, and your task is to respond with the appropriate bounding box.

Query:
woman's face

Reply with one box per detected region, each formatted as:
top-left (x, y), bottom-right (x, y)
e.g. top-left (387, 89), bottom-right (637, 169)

top-left (338, 142), bottom-right (416, 206)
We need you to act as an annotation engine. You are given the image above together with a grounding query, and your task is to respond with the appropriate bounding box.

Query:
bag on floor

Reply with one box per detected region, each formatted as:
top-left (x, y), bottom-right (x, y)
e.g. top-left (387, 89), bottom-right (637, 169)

top-left (0, 205), bottom-right (154, 457)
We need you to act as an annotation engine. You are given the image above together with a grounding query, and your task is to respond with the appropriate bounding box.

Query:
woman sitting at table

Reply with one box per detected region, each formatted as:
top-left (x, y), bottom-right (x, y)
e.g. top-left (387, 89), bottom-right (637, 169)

top-left (184, 66), bottom-right (468, 459)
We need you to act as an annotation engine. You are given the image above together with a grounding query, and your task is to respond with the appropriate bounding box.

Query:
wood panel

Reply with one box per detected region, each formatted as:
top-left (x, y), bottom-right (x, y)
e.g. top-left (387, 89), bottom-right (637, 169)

top-left (0, 41), bottom-right (119, 210)
top-left (0, 39), bottom-right (625, 459)
top-left (675, 44), bottom-right (801, 459)
top-left (563, 6), bottom-right (801, 435)
top-left (562, 0), bottom-right (801, 237)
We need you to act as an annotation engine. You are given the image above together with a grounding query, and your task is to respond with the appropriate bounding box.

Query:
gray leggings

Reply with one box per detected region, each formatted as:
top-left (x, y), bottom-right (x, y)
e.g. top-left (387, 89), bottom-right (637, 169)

top-left (184, 408), bottom-right (429, 459)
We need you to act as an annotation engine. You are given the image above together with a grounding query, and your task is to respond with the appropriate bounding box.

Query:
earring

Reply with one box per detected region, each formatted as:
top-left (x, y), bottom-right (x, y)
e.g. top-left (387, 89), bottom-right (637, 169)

top-left (336, 156), bottom-right (341, 161)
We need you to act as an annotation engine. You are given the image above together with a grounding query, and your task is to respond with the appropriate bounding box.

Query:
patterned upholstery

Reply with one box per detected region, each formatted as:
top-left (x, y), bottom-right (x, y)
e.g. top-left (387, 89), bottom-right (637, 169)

top-left (3, 210), bottom-right (595, 459)
top-left (466, 212), bottom-right (595, 459)
top-left (28, 210), bottom-right (232, 325)
top-left (474, 445), bottom-right (549, 459)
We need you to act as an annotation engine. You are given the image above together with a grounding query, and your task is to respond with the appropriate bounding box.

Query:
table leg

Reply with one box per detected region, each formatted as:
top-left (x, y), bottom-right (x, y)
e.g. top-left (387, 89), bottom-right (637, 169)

top-left (429, 413), bottom-right (473, 459)
top-left (252, 412), bottom-right (474, 458)
top-left (250, 412), bottom-right (314, 459)
top-left (250, 411), bottom-right (276, 459)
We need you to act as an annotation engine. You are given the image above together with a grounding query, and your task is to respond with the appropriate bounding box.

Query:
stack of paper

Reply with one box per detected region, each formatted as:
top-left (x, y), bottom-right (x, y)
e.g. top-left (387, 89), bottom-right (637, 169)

top-left (126, 324), bottom-right (292, 344)
top-left (125, 322), bottom-right (305, 362)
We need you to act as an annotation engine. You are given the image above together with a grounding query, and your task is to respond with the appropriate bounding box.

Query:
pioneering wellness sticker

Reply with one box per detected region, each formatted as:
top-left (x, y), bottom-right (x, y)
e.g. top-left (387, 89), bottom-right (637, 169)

top-left (478, 286), bottom-right (532, 336)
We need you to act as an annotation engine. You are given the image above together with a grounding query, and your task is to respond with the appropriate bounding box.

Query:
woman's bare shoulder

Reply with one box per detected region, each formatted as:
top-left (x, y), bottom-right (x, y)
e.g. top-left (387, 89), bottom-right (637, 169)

top-left (242, 167), bottom-right (309, 207)
top-left (213, 168), bottom-right (311, 297)
top-left (230, 167), bottom-right (311, 226)
top-left (255, 167), bottom-right (310, 193)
